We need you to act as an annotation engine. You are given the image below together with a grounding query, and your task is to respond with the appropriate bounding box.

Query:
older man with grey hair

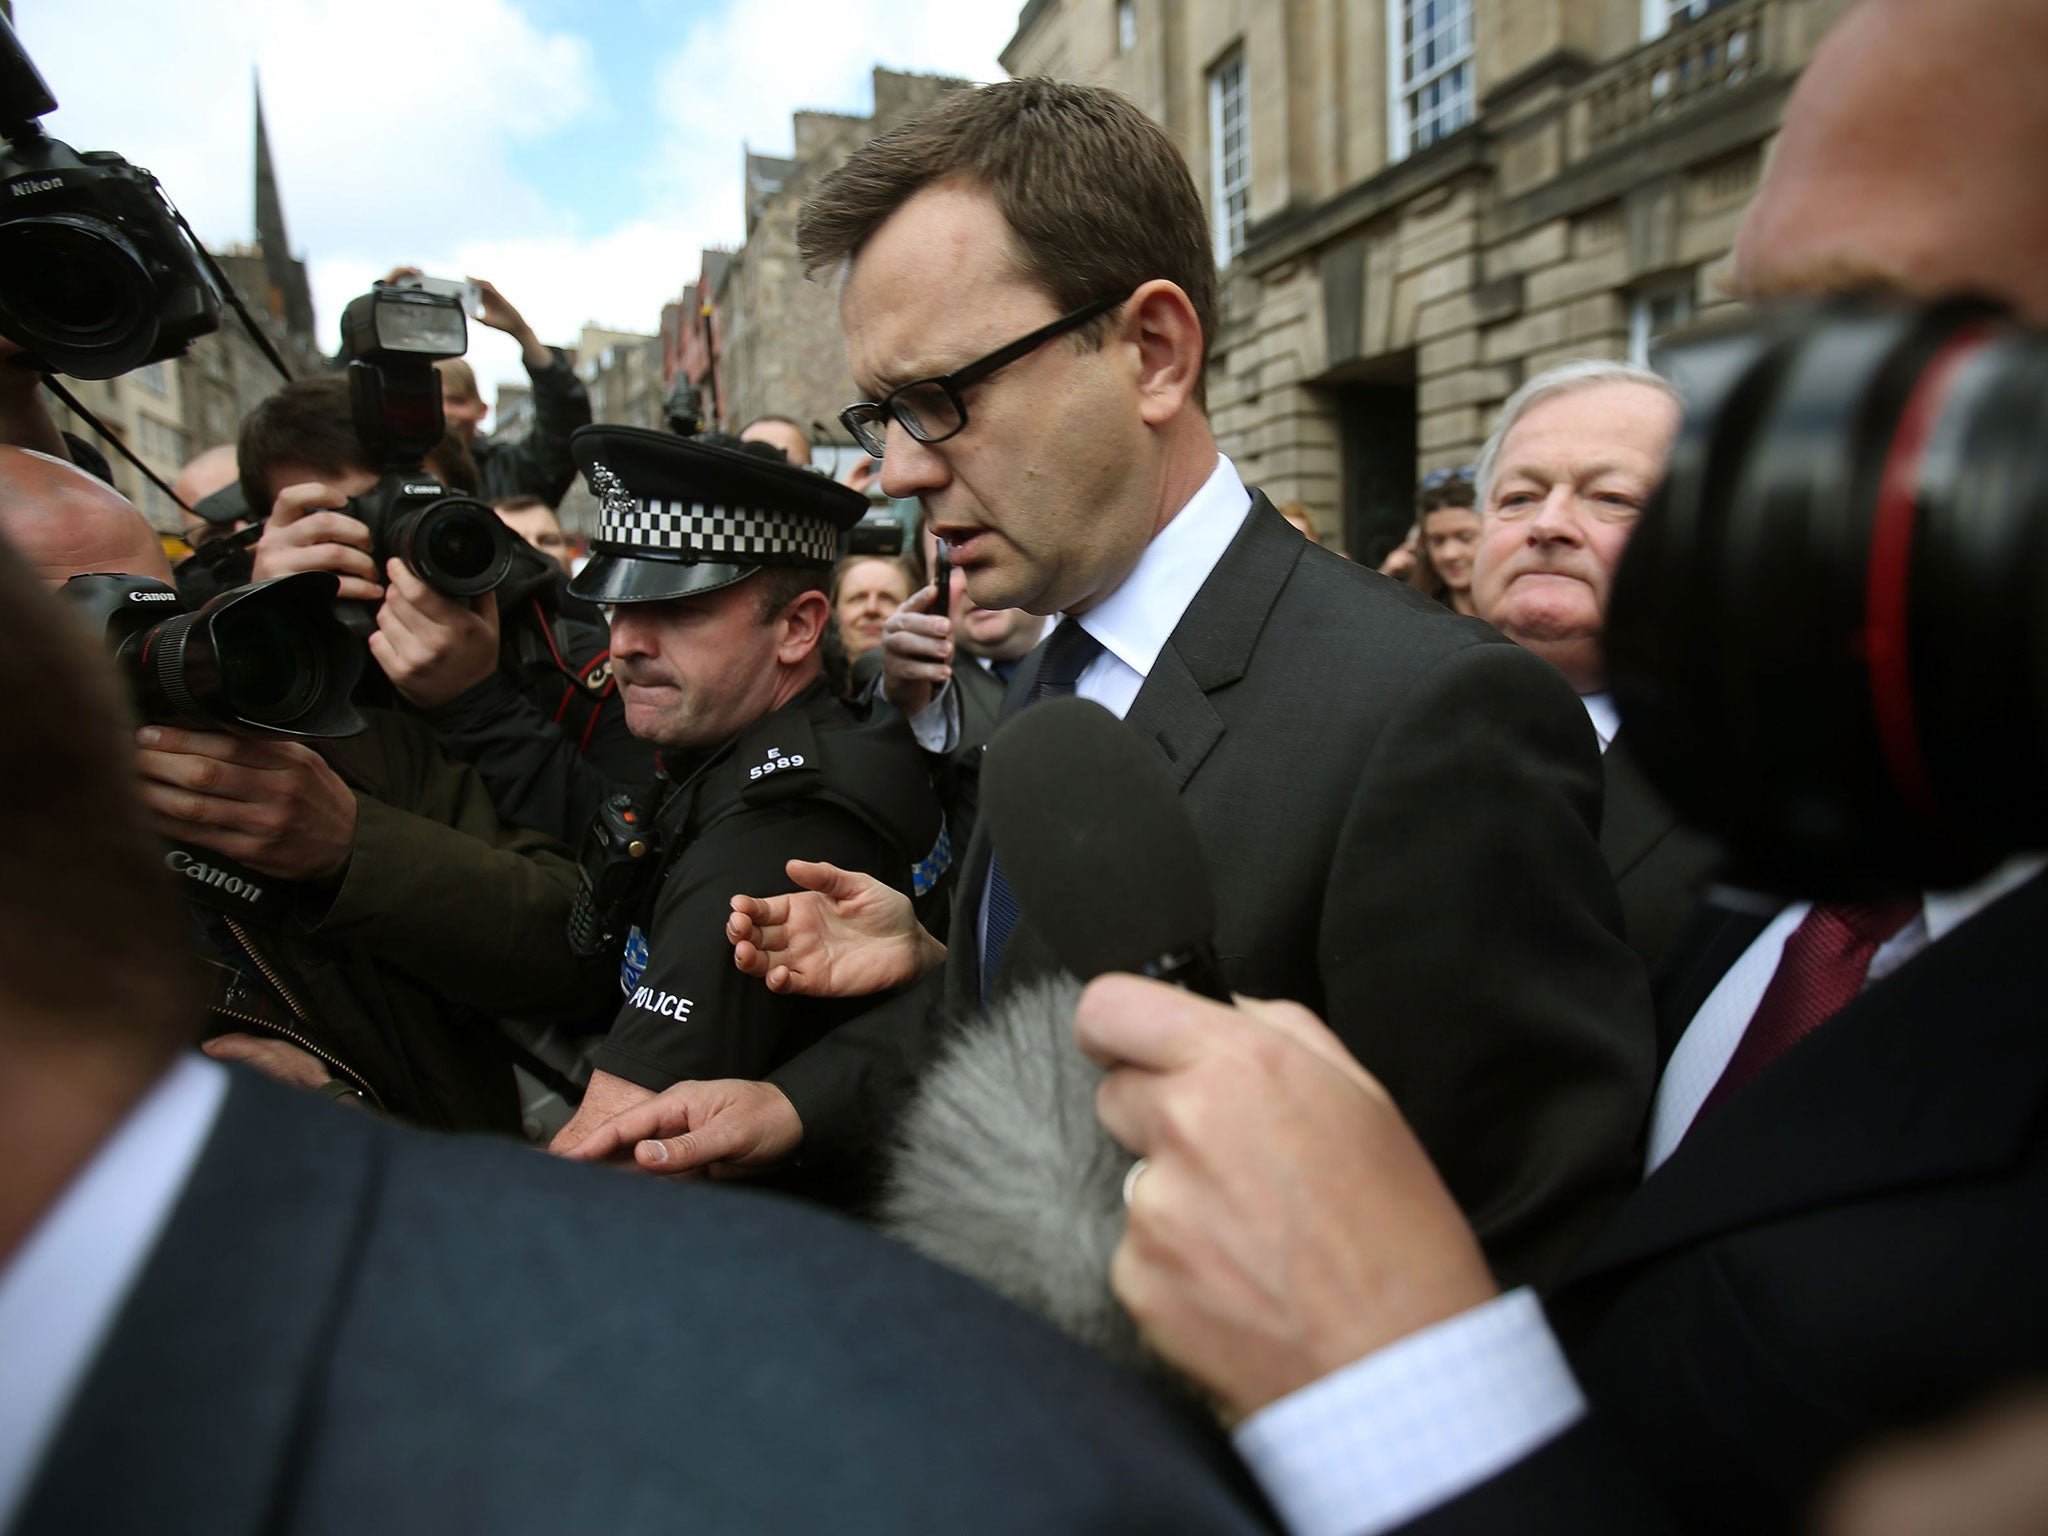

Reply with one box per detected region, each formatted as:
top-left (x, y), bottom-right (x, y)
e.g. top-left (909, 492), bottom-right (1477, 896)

top-left (1469, 359), bottom-right (1712, 965)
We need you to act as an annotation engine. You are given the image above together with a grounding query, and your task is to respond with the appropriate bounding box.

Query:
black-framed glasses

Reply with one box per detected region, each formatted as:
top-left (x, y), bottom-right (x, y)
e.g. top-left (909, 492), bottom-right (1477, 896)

top-left (839, 287), bottom-right (1136, 458)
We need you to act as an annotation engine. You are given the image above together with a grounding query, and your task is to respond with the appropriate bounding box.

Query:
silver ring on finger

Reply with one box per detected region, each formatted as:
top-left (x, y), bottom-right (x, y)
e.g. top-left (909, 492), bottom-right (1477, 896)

top-left (1121, 1157), bottom-right (1150, 1207)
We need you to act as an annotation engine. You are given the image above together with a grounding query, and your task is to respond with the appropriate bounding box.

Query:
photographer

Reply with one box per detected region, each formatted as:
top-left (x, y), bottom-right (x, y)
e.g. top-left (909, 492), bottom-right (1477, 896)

top-left (238, 371), bottom-right (654, 843)
top-left (0, 446), bottom-right (612, 1131)
top-left (1063, 4), bottom-right (2048, 1533)
top-left (381, 267), bottom-right (592, 510)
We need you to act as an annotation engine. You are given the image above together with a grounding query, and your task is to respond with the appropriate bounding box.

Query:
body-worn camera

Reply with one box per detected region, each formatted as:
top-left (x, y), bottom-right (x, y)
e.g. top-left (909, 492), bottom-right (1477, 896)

top-left (61, 570), bottom-right (365, 738)
top-left (1607, 294), bottom-right (2048, 897)
top-left (336, 284), bottom-right (514, 598)
top-left (0, 18), bottom-right (220, 378)
top-left (567, 773), bottom-right (672, 961)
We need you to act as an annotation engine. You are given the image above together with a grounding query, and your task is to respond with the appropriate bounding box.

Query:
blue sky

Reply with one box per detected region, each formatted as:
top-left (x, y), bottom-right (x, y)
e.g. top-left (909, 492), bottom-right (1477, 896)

top-left (18, 0), bottom-right (1015, 413)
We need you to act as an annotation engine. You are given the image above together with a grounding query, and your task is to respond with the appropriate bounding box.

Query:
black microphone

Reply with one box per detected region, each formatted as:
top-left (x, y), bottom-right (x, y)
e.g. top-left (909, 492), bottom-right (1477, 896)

top-left (980, 695), bottom-right (1229, 1001)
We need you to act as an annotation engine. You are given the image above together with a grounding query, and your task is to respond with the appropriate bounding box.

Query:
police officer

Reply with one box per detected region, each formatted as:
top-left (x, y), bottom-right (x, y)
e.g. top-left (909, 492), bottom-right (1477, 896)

top-left (549, 426), bottom-right (947, 1166)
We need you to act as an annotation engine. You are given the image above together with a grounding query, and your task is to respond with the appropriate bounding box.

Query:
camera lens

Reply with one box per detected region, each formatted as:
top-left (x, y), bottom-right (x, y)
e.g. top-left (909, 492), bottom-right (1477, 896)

top-left (211, 602), bottom-right (323, 725)
top-left (391, 495), bottom-right (514, 598)
top-left (0, 214), bottom-right (157, 378)
top-left (1605, 296), bottom-right (2048, 896)
top-left (426, 514), bottom-right (495, 583)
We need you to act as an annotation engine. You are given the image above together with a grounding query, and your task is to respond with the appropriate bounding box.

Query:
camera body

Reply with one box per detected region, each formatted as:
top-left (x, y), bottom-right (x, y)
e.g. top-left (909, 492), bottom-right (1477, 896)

top-left (346, 468), bottom-right (516, 600)
top-left (0, 20), bottom-right (219, 379)
top-left (337, 284), bottom-right (515, 598)
top-left (61, 570), bottom-right (365, 739)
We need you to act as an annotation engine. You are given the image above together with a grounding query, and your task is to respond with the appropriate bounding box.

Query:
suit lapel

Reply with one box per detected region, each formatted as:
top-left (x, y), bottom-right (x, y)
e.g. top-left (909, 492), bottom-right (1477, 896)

top-left (14, 1071), bottom-right (382, 1536)
top-left (1565, 872), bottom-right (2048, 1288)
top-left (950, 494), bottom-right (1299, 1004)
top-left (1122, 494), bottom-right (1301, 789)
top-left (1600, 733), bottom-right (1675, 880)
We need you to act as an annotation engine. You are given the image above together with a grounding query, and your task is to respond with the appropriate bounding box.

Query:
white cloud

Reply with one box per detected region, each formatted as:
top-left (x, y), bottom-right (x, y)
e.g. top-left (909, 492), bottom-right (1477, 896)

top-left (22, 0), bottom-right (597, 256)
top-left (643, 0), bottom-right (1018, 250)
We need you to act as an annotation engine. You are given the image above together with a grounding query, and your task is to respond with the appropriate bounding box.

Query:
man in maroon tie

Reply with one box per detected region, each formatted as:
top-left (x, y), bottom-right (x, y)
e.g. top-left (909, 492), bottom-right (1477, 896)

top-left (1067, 1), bottom-right (2048, 1533)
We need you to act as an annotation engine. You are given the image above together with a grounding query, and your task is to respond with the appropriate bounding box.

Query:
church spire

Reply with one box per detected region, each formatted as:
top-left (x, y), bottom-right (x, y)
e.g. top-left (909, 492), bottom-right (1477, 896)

top-left (253, 75), bottom-right (316, 341)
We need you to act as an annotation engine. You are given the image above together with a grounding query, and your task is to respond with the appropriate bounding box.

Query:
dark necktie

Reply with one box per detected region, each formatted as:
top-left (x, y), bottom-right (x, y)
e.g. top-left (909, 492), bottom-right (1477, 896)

top-left (980, 619), bottom-right (1105, 1006)
top-left (1691, 896), bottom-right (1920, 1127)
top-left (989, 656), bottom-right (1020, 686)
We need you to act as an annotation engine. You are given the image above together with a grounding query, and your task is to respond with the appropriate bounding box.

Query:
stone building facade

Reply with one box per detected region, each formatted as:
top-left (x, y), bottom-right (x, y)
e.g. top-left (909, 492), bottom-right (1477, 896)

top-left (578, 325), bottom-right (666, 433)
top-left (1002, 0), bottom-right (1852, 558)
top-left (714, 68), bottom-right (972, 445)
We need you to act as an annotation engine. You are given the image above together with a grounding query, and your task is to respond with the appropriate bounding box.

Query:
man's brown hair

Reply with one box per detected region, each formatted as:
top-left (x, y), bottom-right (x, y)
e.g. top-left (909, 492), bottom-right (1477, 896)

top-left (238, 374), bottom-right (479, 516)
top-left (435, 357), bottom-right (481, 401)
top-left (798, 78), bottom-right (1217, 393)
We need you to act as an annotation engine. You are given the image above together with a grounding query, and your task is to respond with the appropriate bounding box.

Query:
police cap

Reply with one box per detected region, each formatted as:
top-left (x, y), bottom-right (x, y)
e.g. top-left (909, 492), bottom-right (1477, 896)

top-left (568, 424), bottom-right (867, 605)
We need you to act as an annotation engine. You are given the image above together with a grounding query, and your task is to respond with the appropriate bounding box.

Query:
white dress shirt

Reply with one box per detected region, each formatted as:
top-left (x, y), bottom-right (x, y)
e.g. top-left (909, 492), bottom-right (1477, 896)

top-left (1644, 854), bottom-right (2046, 1173)
top-left (1237, 855), bottom-right (2045, 1536)
top-left (909, 453), bottom-right (1253, 752)
top-left (1580, 691), bottom-right (1619, 753)
top-left (0, 1053), bottom-right (227, 1531)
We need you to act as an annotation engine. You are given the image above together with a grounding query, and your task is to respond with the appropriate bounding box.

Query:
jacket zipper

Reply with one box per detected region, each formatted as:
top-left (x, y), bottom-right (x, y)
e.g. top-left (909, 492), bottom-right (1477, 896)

top-left (221, 915), bottom-right (385, 1111)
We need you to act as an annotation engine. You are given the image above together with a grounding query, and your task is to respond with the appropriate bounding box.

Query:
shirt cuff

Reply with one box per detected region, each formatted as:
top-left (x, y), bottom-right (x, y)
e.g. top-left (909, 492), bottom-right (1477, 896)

top-left (1232, 1288), bottom-right (1585, 1536)
top-left (907, 683), bottom-right (960, 753)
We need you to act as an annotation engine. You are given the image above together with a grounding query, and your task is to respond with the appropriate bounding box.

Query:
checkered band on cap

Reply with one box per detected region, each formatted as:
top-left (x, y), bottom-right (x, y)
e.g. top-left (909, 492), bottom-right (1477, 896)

top-left (588, 458), bottom-right (838, 563)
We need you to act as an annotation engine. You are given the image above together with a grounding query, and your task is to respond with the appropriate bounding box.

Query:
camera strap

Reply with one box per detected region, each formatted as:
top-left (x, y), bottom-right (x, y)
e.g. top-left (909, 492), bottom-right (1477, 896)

top-left (158, 841), bottom-right (299, 926)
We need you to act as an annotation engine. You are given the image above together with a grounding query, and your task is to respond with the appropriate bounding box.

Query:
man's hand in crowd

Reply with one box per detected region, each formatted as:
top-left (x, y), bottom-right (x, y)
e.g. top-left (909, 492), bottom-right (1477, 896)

top-left (1076, 975), bottom-right (1500, 1422)
top-left (548, 1068), bottom-right (655, 1158)
top-left (370, 557), bottom-right (500, 708)
top-left (471, 276), bottom-right (552, 372)
top-left (252, 483), bottom-right (384, 603)
top-left (201, 1033), bottom-right (333, 1091)
top-left (554, 1076), bottom-right (803, 1179)
top-left (135, 725), bottom-right (358, 883)
top-left (879, 582), bottom-right (954, 716)
top-left (728, 858), bottom-right (944, 998)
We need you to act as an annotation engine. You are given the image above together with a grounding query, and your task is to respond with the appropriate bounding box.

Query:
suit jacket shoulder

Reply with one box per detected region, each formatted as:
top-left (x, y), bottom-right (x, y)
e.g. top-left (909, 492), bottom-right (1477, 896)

top-left (17, 1070), bottom-right (1276, 1536)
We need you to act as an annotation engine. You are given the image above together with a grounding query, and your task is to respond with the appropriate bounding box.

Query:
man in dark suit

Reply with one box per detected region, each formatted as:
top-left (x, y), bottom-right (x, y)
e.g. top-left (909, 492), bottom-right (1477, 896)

top-left (0, 529), bottom-right (1274, 1536)
top-left (566, 79), bottom-right (1652, 1292)
top-left (1464, 359), bottom-right (1718, 969)
top-left (1074, 3), bottom-right (2048, 1530)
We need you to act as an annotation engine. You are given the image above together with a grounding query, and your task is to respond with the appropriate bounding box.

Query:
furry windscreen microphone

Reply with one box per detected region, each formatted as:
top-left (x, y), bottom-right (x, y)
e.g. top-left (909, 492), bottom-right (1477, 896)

top-left (981, 695), bottom-right (1228, 999)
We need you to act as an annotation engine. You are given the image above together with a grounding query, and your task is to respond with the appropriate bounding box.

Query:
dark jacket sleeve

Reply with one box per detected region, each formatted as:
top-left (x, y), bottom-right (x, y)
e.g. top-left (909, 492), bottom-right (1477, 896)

top-left (423, 671), bottom-right (637, 845)
top-left (767, 969), bottom-right (946, 1165)
top-left (304, 713), bottom-right (614, 1023)
top-left (1394, 1419), bottom-right (1679, 1536)
top-left (420, 602), bottom-right (656, 845)
top-left (594, 802), bottom-right (900, 1089)
top-left (475, 347), bottom-right (591, 507)
top-left (1322, 640), bottom-right (1655, 1292)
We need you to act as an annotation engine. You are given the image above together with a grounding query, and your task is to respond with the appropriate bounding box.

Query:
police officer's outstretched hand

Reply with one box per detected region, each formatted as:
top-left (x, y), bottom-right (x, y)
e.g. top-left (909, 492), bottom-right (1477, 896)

top-left (371, 557), bottom-right (501, 708)
top-left (555, 1077), bottom-right (804, 1180)
top-left (879, 582), bottom-right (953, 717)
top-left (727, 858), bottom-right (945, 998)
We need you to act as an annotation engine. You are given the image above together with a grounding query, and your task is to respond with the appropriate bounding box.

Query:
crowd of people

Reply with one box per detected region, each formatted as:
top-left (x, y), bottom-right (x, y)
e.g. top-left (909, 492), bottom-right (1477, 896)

top-left (5, 0), bottom-right (2048, 1531)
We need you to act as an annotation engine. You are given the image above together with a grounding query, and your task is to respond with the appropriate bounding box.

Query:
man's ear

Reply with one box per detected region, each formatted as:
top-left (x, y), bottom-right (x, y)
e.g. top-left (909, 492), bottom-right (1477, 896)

top-left (1125, 279), bottom-right (1205, 427)
top-left (777, 588), bottom-right (831, 664)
